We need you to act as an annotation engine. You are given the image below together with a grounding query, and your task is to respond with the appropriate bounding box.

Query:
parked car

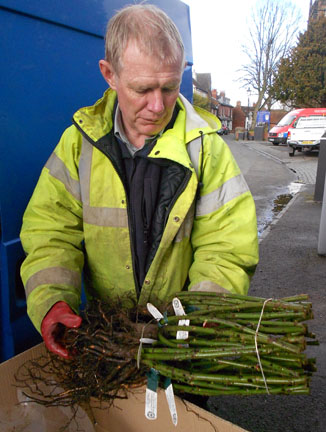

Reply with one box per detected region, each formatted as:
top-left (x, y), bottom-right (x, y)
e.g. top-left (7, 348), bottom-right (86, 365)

top-left (287, 115), bottom-right (326, 156)
top-left (217, 125), bottom-right (229, 135)
top-left (268, 107), bottom-right (326, 145)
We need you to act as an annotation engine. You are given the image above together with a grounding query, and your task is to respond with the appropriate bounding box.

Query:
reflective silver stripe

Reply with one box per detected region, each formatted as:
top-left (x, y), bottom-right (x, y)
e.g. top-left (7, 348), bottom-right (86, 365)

top-left (75, 136), bottom-right (128, 227)
top-left (174, 202), bottom-right (195, 243)
top-left (190, 281), bottom-right (229, 293)
top-left (79, 136), bottom-right (93, 205)
top-left (45, 153), bottom-right (81, 201)
top-left (196, 174), bottom-right (249, 217)
top-left (25, 267), bottom-right (81, 298)
top-left (78, 137), bottom-right (128, 227)
top-left (83, 204), bottom-right (128, 227)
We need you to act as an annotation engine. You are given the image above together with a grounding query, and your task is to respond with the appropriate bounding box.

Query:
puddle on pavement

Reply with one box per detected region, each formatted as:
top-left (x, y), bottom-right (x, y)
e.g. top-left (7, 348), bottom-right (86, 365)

top-left (272, 193), bottom-right (293, 213)
top-left (258, 181), bottom-right (304, 237)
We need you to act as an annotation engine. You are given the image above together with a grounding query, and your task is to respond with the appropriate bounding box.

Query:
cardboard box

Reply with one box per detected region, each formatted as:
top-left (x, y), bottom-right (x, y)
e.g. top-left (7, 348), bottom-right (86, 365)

top-left (0, 344), bottom-right (248, 432)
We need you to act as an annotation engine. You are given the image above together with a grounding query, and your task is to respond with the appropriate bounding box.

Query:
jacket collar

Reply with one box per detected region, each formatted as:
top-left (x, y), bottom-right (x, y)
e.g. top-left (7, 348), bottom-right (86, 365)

top-left (73, 88), bottom-right (220, 143)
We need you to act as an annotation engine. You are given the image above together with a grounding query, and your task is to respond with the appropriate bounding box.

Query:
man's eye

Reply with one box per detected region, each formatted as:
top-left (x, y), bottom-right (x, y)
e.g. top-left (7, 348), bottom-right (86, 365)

top-left (163, 87), bottom-right (178, 93)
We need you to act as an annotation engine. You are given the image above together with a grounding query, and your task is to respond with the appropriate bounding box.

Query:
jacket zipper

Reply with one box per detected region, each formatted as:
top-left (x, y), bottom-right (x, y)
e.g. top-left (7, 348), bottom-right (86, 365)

top-left (163, 168), bottom-right (193, 227)
top-left (97, 157), bottom-right (141, 295)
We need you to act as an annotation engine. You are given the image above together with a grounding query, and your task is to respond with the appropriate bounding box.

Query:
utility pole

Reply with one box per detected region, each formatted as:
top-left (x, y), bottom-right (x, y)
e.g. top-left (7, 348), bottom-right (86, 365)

top-left (246, 87), bottom-right (251, 140)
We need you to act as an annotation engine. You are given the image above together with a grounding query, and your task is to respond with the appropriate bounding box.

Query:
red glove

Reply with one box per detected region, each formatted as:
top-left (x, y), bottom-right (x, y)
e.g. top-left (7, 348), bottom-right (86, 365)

top-left (41, 301), bottom-right (82, 359)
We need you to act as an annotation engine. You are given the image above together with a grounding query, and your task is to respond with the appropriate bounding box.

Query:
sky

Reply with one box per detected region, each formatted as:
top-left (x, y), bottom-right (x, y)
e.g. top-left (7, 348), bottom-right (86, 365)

top-left (181, 0), bottom-right (311, 107)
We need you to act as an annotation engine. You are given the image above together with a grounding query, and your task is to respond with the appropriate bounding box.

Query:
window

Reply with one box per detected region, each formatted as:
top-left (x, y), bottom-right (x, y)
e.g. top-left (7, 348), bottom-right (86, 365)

top-left (277, 113), bottom-right (297, 126)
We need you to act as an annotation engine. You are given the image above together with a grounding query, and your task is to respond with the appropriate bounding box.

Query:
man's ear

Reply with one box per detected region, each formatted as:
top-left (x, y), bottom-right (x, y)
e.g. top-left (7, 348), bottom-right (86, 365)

top-left (99, 60), bottom-right (116, 89)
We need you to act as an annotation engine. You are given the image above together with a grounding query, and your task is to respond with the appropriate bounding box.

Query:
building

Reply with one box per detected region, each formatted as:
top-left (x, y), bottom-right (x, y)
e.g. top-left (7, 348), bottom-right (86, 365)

top-left (192, 72), bottom-right (234, 130)
top-left (192, 72), bottom-right (211, 99)
top-left (214, 90), bottom-right (233, 131)
top-left (232, 101), bottom-right (254, 131)
top-left (233, 102), bottom-right (288, 135)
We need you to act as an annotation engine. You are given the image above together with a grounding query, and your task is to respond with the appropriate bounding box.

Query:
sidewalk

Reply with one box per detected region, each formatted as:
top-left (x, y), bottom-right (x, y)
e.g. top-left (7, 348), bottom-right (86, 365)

top-left (209, 184), bottom-right (326, 432)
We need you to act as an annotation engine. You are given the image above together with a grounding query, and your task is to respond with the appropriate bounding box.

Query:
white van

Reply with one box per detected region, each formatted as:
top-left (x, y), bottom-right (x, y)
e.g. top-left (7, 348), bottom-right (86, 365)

top-left (287, 115), bottom-right (326, 156)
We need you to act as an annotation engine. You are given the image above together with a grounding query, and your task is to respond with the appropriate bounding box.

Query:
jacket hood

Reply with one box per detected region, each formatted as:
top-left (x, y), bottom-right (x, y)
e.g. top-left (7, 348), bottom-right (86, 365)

top-left (73, 89), bottom-right (117, 143)
top-left (178, 94), bottom-right (221, 139)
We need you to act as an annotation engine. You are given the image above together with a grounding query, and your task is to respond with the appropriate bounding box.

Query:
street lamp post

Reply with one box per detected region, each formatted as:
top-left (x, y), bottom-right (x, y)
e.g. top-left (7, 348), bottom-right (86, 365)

top-left (246, 87), bottom-right (251, 140)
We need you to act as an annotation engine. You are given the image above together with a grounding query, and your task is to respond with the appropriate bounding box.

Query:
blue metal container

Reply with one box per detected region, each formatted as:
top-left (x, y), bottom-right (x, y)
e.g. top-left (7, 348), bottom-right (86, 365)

top-left (0, 0), bottom-right (193, 361)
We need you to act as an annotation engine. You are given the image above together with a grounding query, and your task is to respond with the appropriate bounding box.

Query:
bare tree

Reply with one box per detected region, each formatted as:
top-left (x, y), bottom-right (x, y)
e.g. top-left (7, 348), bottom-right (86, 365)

top-left (239, 0), bottom-right (302, 127)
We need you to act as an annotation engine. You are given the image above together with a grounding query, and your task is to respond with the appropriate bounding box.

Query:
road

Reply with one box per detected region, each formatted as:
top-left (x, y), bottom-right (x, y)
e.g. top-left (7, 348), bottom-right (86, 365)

top-left (223, 135), bottom-right (318, 236)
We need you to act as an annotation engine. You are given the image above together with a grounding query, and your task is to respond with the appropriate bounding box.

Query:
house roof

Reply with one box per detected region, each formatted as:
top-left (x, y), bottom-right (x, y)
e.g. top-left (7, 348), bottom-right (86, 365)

top-left (195, 73), bottom-right (212, 93)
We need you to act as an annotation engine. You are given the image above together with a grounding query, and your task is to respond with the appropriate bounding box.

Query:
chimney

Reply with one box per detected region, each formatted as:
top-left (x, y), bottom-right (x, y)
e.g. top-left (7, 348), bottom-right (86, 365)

top-left (212, 89), bottom-right (217, 99)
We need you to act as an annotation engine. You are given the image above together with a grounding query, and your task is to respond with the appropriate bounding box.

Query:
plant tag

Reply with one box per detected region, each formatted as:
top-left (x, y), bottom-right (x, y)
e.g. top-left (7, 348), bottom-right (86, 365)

top-left (164, 378), bottom-right (178, 426)
top-left (145, 368), bottom-right (159, 421)
top-left (147, 303), bottom-right (164, 321)
top-left (139, 337), bottom-right (157, 344)
top-left (172, 297), bottom-right (189, 340)
top-left (145, 388), bottom-right (157, 420)
top-left (172, 297), bottom-right (186, 317)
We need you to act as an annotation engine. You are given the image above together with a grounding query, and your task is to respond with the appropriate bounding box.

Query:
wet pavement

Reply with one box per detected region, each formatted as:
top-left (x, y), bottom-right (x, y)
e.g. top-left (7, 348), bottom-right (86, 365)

top-left (224, 135), bottom-right (318, 237)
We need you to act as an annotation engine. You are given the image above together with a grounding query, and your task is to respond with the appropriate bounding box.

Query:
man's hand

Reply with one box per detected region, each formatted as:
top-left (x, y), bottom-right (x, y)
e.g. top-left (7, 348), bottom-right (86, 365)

top-left (41, 301), bottom-right (82, 359)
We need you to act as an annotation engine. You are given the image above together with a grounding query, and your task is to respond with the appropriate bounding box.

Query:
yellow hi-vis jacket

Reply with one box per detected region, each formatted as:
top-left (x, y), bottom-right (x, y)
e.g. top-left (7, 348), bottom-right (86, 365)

top-left (20, 89), bottom-right (259, 333)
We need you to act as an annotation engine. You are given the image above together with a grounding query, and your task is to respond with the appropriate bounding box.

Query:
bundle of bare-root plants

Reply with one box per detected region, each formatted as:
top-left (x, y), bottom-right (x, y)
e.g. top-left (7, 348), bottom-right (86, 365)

top-left (16, 291), bottom-right (318, 416)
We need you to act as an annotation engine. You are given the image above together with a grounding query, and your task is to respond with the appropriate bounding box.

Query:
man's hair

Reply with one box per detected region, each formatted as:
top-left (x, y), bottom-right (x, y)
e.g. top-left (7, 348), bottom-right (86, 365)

top-left (104, 4), bottom-right (185, 75)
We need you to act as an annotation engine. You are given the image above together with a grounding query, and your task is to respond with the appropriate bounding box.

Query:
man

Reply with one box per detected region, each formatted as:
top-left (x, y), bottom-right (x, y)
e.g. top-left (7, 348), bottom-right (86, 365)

top-left (20, 4), bottom-right (259, 359)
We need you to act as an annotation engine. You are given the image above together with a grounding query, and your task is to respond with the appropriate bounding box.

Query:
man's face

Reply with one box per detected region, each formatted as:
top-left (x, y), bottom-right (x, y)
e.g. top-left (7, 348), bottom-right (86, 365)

top-left (100, 42), bottom-right (184, 147)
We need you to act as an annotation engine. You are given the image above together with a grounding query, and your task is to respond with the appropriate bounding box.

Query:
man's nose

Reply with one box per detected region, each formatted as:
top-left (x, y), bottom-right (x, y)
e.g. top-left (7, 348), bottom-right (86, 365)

top-left (148, 90), bottom-right (164, 114)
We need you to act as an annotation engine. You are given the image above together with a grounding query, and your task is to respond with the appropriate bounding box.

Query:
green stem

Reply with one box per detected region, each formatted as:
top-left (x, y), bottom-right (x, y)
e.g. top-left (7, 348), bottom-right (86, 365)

top-left (195, 358), bottom-right (287, 376)
top-left (142, 345), bottom-right (274, 361)
top-left (243, 355), bottom-right (301, 377)
top-left (281, 294), bottom-right (310, 302)
top-left (262, 354), bottom-right (305, 368)
top-left (224, 312), bottom-right (308, 321)
top-left (162, 321), bottom-right (301, 354)
top-left (256, 325), bottom-right (307, 335)
top-left (142, 360), bottom-right (308, 387)
top-left (174, 383), bottom-right (309, 396)
top-left (176, 291), bottom-right (311, 310)
top-left (175, 291), bottom-right (270, 302)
